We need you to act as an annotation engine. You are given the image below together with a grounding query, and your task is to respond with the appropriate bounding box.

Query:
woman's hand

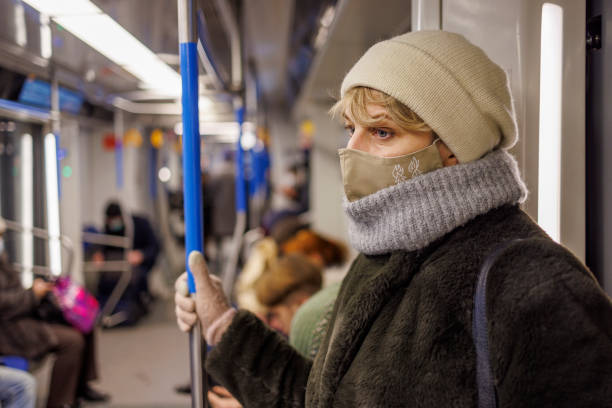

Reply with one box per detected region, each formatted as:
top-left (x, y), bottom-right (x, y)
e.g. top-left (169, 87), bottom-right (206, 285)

top-left (32, 278), bottom-right (53, 300)
top-left (208, 386), bottom-right (243, 408)
top-left (174, 251), bottom-right (231, 339)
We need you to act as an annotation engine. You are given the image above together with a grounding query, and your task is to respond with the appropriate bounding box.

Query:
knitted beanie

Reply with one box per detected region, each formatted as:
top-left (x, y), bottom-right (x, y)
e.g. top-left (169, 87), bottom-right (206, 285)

top-left (341, 30), bottom-right (517, 163)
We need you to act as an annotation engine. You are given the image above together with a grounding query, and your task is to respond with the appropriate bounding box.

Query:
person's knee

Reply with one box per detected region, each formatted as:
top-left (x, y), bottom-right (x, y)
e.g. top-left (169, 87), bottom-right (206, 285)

top-left (1, 368), bottom-right (37, 407)
top-left (57, 328), bottom-right (85, 354)
top-left (21, 371), bottom-right (36, 402)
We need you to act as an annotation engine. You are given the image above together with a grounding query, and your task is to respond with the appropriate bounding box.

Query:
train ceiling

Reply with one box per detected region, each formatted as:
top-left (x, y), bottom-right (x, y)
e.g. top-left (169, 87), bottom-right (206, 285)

top-left (0, 0), bottom-right (413, 120)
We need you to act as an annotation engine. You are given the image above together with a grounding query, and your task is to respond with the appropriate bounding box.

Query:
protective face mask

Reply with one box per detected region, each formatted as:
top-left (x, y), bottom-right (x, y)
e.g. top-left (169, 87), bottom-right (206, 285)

top-left (339, 139), bottom-right (443, 202)
top-left (107, 219), bottom-right (124, 232)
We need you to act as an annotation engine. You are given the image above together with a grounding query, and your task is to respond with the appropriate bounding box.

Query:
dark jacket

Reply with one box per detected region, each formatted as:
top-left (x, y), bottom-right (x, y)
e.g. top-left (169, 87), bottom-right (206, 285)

top-left (131, 215), bottom-right (159, 271)
top-left (103, 214), bottom-right (159, 271)
top-left (207, 205), bottom-right (612, 407)
top-left (0, 255), bottom-right (57, 359)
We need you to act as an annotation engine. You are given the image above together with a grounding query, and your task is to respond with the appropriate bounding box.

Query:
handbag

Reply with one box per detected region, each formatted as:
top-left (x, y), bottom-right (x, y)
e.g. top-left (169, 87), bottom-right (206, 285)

top-left (52, 276), bottom-right (100, 333)
top-left (473, 239), bottom-right (523, 408)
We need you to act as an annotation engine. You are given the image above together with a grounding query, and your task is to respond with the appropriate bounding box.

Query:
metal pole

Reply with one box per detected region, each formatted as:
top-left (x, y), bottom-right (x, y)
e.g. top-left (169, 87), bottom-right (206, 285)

top-left (178, 1), bottom-right (205, 407)
top-left (221, 98), bottom-right (247, 296)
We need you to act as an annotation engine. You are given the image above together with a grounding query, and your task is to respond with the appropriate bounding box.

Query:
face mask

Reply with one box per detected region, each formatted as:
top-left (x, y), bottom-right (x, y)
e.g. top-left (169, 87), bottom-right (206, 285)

top-left (339, 139), bottom-right (443, 202)
top-left (107, 218), bottom-right (124, 233)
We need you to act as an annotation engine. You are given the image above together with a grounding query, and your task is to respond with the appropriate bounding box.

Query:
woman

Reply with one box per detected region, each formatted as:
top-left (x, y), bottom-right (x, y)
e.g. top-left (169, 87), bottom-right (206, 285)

top-left (175, 31), bottom-right (612, 407)
top-left (0, 217), bottom-right (108, 408)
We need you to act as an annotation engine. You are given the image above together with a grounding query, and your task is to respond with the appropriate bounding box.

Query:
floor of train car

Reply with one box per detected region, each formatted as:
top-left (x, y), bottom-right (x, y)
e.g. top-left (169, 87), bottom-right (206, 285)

top-left (84, 298), bottom-right (192, 408)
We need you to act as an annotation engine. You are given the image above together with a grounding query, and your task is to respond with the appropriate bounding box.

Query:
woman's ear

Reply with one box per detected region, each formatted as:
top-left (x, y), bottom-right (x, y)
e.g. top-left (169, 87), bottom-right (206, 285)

top-left (436, 141), bottom-right (458, 167)
top-left (443, 154), bottom-right (458, 167)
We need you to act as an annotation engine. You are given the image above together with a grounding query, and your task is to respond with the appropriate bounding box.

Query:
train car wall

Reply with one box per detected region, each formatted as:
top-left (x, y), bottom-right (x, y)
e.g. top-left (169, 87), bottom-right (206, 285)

top-left (442, 0), bottom-right (586, 262)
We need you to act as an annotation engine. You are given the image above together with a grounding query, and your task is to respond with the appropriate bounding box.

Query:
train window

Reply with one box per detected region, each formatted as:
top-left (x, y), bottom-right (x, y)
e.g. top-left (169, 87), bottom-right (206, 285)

top-left (538, 3), bottom-right (564, 242)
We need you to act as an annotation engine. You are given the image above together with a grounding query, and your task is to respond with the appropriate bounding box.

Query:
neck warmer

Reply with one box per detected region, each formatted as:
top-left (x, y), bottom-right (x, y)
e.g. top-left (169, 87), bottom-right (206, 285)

top-left (343, 149), bottom-right (528, 255)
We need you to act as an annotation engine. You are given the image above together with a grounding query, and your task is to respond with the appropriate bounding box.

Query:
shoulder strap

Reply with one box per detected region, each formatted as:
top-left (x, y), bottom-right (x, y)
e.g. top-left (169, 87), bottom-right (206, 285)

top-left (473, 239), bottom-right (522, 408)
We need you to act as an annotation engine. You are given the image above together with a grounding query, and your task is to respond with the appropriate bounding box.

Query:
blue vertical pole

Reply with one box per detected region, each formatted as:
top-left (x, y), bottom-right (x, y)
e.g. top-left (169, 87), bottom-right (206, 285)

top-left (178, 1), bottom-right (205, 407)
top-left (235, 104), bottom-right (247, 214)
top-left (181, 40), bottom-right (203, 292)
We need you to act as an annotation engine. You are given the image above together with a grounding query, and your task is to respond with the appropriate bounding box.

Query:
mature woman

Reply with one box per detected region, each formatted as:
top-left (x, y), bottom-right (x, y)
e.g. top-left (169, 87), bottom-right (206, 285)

top-left (175, 31), bottom-right (612, 407)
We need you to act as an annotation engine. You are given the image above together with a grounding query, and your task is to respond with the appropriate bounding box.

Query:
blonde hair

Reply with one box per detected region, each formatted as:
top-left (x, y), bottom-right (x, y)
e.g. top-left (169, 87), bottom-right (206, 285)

top-left (330, 87), bottom-right (432, 133)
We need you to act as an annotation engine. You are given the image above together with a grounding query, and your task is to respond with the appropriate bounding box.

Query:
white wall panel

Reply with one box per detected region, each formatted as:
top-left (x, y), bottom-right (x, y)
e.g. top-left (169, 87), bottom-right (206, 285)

top-left (442, 0), bottom-right (586, 261)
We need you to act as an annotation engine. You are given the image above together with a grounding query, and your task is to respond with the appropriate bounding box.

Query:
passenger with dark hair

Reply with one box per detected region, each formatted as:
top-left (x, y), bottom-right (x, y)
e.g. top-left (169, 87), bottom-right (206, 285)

top-left (94, 201), bottom-right (160, 323)
top-left (176, 31), bottom-right (612, 407)
top-left (0, 217), bottom-right (108, 407)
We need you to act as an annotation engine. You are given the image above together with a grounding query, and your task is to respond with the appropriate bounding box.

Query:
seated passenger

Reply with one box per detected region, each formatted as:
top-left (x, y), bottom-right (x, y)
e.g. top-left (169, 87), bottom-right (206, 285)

top-left (0, 217), bottom-right (109, 408)
top-left (94, 201), bottom-right (160, 323)
top-left (176, 31), bottom-right (612, 407)
top-left (254, 254), bottom-right (323, 336)
top-left (0, 365), bottom-right (36, 408)
top-left (281, 229), bottom-right (349, 284)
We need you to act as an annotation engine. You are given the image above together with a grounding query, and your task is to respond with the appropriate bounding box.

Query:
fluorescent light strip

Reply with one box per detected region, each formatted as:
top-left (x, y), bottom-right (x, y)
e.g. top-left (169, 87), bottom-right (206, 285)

top-left (537, 3), bottom-right (564, 242)
top-left (22, 0), bottom-right (181, 96)
top-left (44, 133), bottom-right (62, 276)
top-left (21, 134), bottom-right (34, 288)
top-left (40, 14), bottom-right (52, 59)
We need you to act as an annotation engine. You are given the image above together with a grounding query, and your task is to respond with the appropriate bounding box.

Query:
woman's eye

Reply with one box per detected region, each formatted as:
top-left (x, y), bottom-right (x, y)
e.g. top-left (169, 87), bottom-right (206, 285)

top-left (372, 128), bottom-right (392, 139)
top-left (344, 124), bottom-right (355, 136)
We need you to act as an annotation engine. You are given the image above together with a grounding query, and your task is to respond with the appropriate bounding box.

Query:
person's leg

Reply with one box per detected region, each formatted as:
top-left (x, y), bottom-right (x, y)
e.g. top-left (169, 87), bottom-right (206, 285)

top-left (79, 330), bottom-right (98, 385)
top-left (75, 329), bottom-right (109, 403)
top-left (46, 324), bottom-right (84, 407)
top-left (0, 366), bottom-right (36, 408)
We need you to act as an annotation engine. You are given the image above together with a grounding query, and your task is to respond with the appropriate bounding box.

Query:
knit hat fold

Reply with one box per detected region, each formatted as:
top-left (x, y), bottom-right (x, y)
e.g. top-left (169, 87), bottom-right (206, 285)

top-left (341, 30), bottom-right (517, 163)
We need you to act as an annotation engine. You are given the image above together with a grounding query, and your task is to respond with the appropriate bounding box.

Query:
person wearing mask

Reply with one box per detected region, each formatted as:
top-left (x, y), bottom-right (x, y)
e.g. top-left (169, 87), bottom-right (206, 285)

top-left (0, 365), bottom-right (36, 408)
top-left (0, 217), bottom-right (108, 407)
top-left (94, 201), bottom-right (160, 322)
top-left (175, 31), bottom-right (612, 407)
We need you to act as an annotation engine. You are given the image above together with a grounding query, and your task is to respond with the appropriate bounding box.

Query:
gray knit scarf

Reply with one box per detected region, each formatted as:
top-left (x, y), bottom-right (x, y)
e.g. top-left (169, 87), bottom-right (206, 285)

top-left (343, 149), bottom-right (528, 255)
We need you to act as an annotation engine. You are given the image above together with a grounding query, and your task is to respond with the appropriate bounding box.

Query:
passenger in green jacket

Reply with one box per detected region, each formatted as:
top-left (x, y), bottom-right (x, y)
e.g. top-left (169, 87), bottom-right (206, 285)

top-left (175, 30), bottom-right (612, 407)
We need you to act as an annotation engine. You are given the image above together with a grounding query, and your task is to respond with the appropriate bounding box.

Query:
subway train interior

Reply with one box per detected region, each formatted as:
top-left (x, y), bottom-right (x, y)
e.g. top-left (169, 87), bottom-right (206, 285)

top-left (0, 0), bottom-right (610, 407)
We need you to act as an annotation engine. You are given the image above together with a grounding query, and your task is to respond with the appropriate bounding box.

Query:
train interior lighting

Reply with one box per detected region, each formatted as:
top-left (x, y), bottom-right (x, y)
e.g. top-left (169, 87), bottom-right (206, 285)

top-left (538, 3), bottom-right (564, 243)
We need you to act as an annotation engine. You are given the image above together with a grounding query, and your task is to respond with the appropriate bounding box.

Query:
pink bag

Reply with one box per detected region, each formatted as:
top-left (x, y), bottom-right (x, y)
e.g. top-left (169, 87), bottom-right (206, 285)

top-left (52, 277), bottom-right (99, 333)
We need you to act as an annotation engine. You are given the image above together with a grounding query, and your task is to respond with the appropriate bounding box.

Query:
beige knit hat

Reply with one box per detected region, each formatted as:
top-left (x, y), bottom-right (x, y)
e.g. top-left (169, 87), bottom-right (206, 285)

top-left (341, 30), bottom-right (517, 163)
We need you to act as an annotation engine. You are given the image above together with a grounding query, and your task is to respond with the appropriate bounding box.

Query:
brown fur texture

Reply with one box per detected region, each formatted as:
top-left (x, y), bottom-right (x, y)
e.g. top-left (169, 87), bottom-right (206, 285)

top-left (207, 205), bottom-right (612, 407)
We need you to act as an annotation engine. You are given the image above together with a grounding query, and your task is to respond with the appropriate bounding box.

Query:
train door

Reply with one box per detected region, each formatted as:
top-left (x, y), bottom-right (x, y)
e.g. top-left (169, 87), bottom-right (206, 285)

top-left (586, 0), bottom-right (611, 295)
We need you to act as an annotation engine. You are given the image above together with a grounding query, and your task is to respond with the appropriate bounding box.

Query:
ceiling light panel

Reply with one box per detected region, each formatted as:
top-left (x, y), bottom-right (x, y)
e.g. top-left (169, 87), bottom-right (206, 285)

top-left (21, 0), bottom-right (102, 17)
top-left (22, 0), bottom-right (181, 96)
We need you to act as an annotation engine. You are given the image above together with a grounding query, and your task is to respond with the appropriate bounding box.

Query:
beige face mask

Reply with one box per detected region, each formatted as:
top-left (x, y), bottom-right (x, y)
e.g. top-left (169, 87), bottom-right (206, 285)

top-left (339, 139), bottom-right (443, 202)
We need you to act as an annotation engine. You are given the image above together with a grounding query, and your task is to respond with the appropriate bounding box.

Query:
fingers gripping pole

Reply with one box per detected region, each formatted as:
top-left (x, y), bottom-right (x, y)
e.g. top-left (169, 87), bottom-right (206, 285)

top-left (178, 1), bottom-right (205, 407)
